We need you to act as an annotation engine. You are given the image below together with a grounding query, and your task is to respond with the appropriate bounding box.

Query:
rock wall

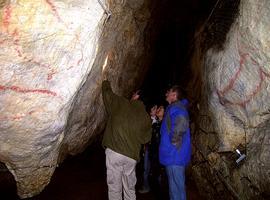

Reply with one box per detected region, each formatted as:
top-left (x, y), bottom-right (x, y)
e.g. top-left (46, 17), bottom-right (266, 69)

top-left (191, 0), bottom-right (270, 199)
top-left (0, 0), bottom-right (152, 198)
top-left (63, 0), bottom-right (153, 157)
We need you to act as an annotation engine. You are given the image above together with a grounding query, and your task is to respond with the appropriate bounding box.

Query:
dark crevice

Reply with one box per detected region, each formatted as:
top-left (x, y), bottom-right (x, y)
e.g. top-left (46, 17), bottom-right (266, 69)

top-left (0, 162), bottom-right (18, 199)
top-left (203, 0), bottom-right (241, 50)
top-left (141, 0), bottom-right (219, 106)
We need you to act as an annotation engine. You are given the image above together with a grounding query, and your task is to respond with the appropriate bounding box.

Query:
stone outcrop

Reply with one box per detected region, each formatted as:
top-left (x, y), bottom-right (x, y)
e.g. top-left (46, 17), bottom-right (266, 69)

top-left (0, 0), bottom-right (152, 198)
top-left (190, 0), bottom-right (270, 199)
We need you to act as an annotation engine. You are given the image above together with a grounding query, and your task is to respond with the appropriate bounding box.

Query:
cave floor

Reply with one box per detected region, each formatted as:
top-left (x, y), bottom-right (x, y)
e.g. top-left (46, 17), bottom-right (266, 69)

top-left (0, 142), bottom-right (203, 200)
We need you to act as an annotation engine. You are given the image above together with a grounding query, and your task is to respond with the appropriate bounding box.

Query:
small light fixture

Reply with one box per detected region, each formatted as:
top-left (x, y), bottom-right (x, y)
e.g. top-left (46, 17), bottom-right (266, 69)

top-left (235, 149), bottom-right (246, 164)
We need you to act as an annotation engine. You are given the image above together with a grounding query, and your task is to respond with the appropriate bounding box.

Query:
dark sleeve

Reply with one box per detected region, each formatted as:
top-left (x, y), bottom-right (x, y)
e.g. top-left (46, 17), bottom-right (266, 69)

top-left (140, 110), bottom-right (152, 144)
top-left (143, 121), bottom-right (152, 144)
top-left (170, 112), bottom-right (189, 149)
top-left (102, 80), bottom-right (118, 114)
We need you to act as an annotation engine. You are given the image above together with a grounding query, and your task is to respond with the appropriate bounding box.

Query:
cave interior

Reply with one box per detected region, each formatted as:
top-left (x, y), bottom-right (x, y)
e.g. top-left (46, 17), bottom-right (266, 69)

top-left (1, 0), bottom-right (260, 199)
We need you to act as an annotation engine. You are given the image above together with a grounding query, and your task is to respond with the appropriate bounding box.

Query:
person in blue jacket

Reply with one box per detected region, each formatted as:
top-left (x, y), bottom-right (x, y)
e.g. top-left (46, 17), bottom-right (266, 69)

top-left (159, 85), bottom-right (191, 200)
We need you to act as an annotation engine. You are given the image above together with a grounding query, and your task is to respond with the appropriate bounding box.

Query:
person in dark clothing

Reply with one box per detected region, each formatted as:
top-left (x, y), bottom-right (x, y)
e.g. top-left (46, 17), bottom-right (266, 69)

top-left (102, 80), bottom-right (152, 200)
top-left (149, 105), bottom-right (165, 199)
top-left (139, 105), bottom-right (164, 194)
top-left (149, 105), bottom-right (164, 178)
top-left (139, 105), bottom-right (157, 194)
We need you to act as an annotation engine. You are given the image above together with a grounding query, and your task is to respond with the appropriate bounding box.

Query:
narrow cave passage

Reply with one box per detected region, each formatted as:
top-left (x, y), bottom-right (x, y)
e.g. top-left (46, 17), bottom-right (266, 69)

top-left (141, 0), bottom-right (217, 105)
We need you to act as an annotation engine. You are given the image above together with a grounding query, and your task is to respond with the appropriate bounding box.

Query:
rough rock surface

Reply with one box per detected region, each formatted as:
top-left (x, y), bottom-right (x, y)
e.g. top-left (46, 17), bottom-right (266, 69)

top-left (190, 0), bottom-right (270, 199)
top-left (0, 0), bottom-right (152, 198)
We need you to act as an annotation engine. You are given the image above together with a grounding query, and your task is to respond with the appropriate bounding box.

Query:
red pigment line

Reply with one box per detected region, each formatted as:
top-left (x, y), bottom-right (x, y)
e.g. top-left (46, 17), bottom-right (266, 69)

top-left (6, 28), bottom-right (28, 59)
top-left (218, 67), bottom-right (266, 107)
top-left (12, 110), bottom-right (37, 120)
top-left (0, 114), bottom-right (23, 121)
top-left (262, 69), bottom-right (270, 77)
top-left (13, 38), bottom-right (19, 45)
top-left (0, 116), bottom-right (8, 120)
top-left (28, 110), bottom-right (35, 115)
top-left (2, 4), bottom-right (12, 31)
top-left (0, 85), bottom-right (5, 90)
top-left (0, 85), bottom-right (57, 96)
top-left (32, 59), bottom-right (51, 68)
top-left (77, 49), bottom-right (84, 65)
top-left (11, 33), bottom-right (52, 69)
top-left (73, 33), bottom-right (84, 66)
top-left (12, 41), bottom-right (52, 71)
top-left (67, 65), bottom-right (74, 70)
top-left (11, 114), bottom-right (24, 121)
top-left (47, 70), bottom-right (57, 80)
top-left (249, 56), bottom-right (270, 77)
top-left (235, 68), bottom-right (265, 107)
top-left (0, 110), bottom-right (36, 121)
top-left (15, 46), bottom-right (22, 57)
top-left (13, 38), bottom-right (23, 58)
top-left (216, 49), bottom-right (264, 107)
top-left (218, 53), bottom-right (248, 95)
top-left (45, 0), bottom-right (64, 23)
top-left (249, 55), bottom-right (270, 77)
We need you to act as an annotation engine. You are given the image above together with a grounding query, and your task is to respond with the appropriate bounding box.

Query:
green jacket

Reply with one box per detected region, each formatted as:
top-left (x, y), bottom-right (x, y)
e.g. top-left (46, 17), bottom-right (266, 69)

top-left (102, 80), bottom-right (152, 161)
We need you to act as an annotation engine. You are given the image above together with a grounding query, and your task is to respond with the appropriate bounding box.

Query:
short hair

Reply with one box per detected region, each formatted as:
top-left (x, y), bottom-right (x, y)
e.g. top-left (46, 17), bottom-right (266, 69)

top-left (170, 85), bottom-right (182, 100)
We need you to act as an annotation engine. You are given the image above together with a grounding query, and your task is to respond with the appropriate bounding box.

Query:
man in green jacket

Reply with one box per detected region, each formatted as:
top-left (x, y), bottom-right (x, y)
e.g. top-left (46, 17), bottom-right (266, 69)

top-left (102, 80), bottom-right (152, 200)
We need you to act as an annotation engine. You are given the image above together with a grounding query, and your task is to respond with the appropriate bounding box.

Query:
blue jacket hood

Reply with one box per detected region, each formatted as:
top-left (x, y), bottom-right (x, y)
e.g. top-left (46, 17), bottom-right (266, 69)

top-left (181, 98), bottom-right (189, 108)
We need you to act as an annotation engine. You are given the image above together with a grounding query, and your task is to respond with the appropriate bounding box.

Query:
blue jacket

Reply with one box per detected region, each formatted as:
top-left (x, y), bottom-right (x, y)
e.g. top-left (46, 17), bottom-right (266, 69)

top-left (159, 99), bottom-right (191, 166)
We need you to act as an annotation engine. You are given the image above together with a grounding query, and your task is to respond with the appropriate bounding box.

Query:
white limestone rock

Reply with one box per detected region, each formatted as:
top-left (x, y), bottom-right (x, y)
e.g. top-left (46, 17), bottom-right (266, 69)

top-left (0, 0), bottom-right (152, 198)
top-left (0, 0), bottom-right (104, 198)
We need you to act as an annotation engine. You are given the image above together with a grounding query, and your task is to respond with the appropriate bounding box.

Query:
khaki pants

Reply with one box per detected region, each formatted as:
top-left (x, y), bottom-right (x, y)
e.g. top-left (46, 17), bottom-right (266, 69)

top-left (105, 148), bottom-right (137, 200)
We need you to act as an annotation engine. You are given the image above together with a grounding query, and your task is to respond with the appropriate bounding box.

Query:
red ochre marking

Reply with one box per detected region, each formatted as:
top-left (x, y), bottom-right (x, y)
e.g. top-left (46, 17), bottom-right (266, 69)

top-left (0, 110), bottom-right (37, 121)
top-left (221, 68), bottom-right (265, 107)
top-left (0, 85), bottom-right (57, 96)
top-left (2, 31), bottom-right (55, 81)
top-left (2, 4), bottom-right (12, 32)
top-left (47, 69), bottom-right (57, 80)
top-left (31, 59), bottom-right (51, 68)
top-left (218, 53), bottom-right (248, 96)
top-left (28, 110), bottom-right (35, 115)
top-left (1, 2), bottom-right (84, 78)
top-left (11, 114), bottom-right (24, 120)
top-left (15, 46), bottom-right (22, 57)
top-left (77, 49), bottom-right (84, 65)
top-left (216, 48), bottom-right (270, 107)
top-left (45, 0), bottom-right (64, 23)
